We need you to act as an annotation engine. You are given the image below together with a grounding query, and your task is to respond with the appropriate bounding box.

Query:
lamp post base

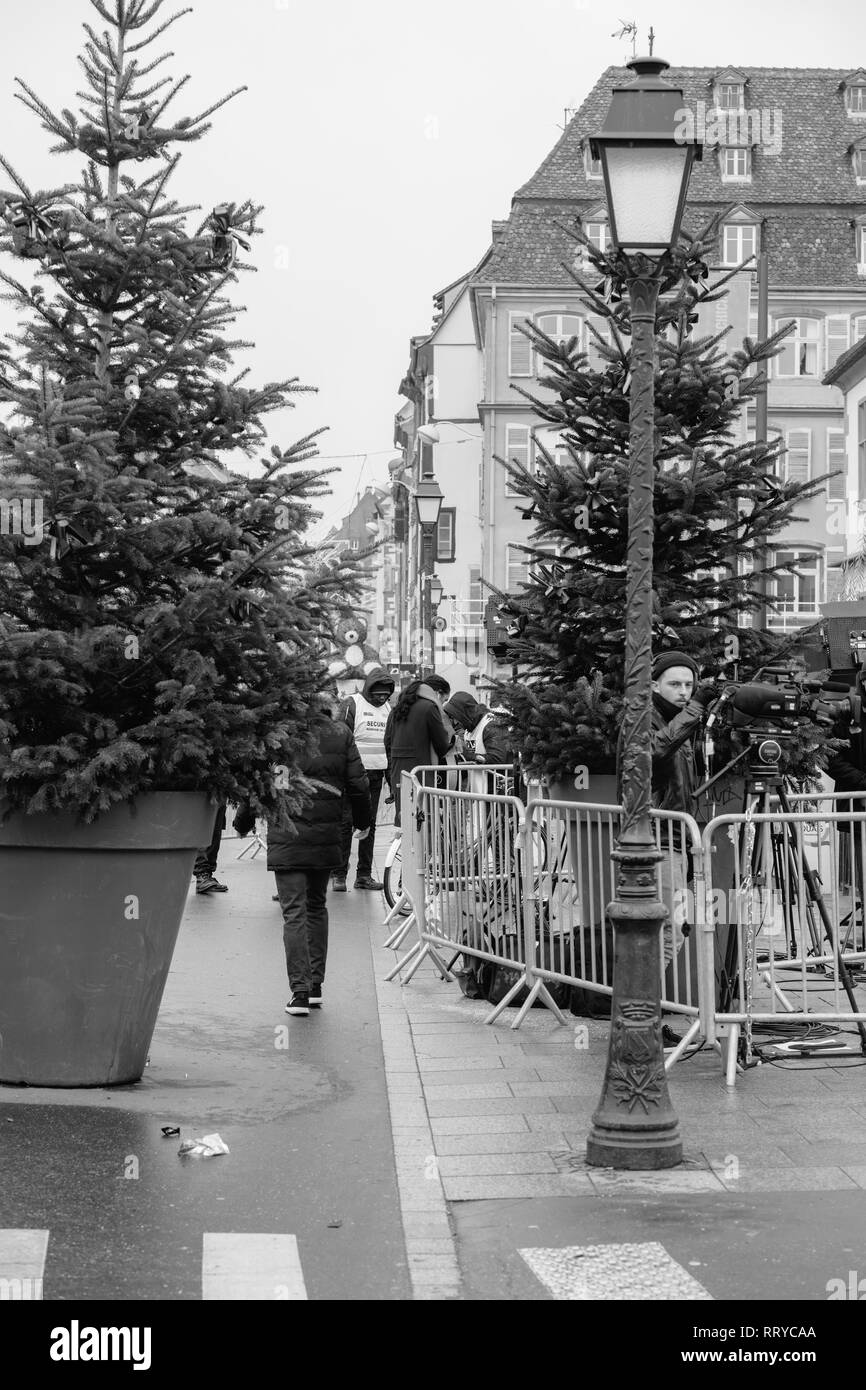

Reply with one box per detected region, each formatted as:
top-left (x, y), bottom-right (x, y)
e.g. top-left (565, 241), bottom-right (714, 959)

top-left (586, 863), bottom-right (683, 1171)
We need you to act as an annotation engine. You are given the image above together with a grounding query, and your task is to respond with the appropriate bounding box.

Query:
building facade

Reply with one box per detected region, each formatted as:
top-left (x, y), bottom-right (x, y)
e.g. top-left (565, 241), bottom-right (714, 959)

top-left (391, 65), bottom-right (866, 679)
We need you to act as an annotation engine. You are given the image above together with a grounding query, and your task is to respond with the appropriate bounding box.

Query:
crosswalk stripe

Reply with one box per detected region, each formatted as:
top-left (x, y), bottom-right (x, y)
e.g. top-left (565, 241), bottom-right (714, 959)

top-left (0, 1229), bottom-right (49, 1300)
top-left (202, 1233), bottom-right (307, 1300)
top-left (519, 1242), bottom-right (713, 1300)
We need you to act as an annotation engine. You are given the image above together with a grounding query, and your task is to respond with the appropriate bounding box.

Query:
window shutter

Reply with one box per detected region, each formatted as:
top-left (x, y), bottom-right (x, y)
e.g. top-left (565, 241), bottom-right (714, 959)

top-left (784, 429), bottom-right (811, 482)
top-left (505, 425), bottom-right (532, 498)
top-left (827, 429), bottom-right (847, 500)
top-left (826, 316), bottom-right (850, 372)
top-left (508, 313), bottom-right (533, 377)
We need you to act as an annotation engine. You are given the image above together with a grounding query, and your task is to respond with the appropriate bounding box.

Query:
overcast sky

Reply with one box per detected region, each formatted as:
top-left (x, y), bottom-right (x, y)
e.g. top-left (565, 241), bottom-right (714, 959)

top-left (0, 0), bottom-right (862, 537)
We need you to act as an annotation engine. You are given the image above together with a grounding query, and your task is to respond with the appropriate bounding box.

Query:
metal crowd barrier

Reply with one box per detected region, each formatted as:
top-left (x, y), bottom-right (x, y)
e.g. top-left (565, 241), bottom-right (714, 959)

top-left (385, 769), bottom-right (705, 1055)
top-left (701, 790), bottom-right (866, 1085)
top-left (384, 774), bottom-right (866, 1078)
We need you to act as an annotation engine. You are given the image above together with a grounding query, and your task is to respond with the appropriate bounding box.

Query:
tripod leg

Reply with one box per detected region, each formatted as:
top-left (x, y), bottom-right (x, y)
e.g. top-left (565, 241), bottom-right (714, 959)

top-left (778, 786), bottom-right (866, 1054)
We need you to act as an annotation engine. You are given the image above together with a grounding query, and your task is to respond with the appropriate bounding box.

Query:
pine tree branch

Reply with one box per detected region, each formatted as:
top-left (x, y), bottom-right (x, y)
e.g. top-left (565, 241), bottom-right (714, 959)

top-left (126, 8), bottom-right (194, 54)
top-left (179, 87), bottom-right (248, 130)
top-left (146, 74), bottom-right (190, 127)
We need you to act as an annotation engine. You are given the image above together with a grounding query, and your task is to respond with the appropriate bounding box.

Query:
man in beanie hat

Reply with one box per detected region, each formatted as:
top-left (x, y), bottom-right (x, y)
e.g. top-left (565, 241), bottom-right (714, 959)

top-left (630, 651), bottom-right (718, 1037)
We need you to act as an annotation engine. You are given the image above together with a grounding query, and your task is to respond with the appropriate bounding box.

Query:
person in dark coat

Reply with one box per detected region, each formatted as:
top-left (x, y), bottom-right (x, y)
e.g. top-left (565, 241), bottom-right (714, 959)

top-left (617, 650), bottom-right (716, 1041)
top-left (443, 692), bottom-right (517, 767)
top-left (385, 674), bottom-right (453, 827)
top-left (235, 714), bottom-right (371, 1016)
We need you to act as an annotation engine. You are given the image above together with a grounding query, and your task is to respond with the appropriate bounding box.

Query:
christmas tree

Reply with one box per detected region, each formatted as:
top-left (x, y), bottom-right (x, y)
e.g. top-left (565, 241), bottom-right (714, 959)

top-left (489, 223), bottom-right (832, 782)
top-left (0, 0), bottom-right (360, 822)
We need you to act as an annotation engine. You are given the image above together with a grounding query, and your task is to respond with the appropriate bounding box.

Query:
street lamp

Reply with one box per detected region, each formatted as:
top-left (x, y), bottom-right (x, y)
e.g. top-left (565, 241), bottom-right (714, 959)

top-left (428, 574), bottom-right (444, 609)
top-left (585, 55), bottom-right (701, 1171)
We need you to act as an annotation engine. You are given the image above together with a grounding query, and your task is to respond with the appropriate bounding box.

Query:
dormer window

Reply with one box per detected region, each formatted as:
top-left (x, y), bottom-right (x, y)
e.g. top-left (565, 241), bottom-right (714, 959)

top-left (585, 220), bottom-right (611, 254)
top-left (717, 82), bottom-right (744, 110)
top-left (722, 223), bottom-right (757, 265)
top-left (853, 145), bottom-right (866, 183)
top-left (847, 84), bottom-right (866, 115)
top-left (721, 147), bottom-right (751, 181)
top-left (584, 142), bottom-right (602, 179)
top-left (858, 223), bottom-right (866, 273)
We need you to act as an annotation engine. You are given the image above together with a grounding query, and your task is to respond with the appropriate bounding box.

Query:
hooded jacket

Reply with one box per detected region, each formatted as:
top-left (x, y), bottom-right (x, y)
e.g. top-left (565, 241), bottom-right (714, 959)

top-left (265, 717), bottom-right (372, 872)
top-left (443, 692), bottom-right (516, 766)
top-left (340, 666), bottom-right (395, 771)
top-left (386, 682), bottom-right (453, 805)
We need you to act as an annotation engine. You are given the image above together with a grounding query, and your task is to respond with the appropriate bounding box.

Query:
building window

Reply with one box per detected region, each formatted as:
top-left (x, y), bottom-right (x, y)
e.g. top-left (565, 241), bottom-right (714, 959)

top-left (345, 539), bottom-right (359, 552)
top-left (584, 221), bottom-right (611, 254)
top-left (782, 429), bottom-right (811, 483)
top-left (468, 566), bottom-right (484, 625)
top-left (506, 545), bottom-right (530, 593)
top-left (768, 550), bottom-right (822, 630)
top-left (508, 312), bottom-right (533, 377)
top-left (721, 147), bottom-right (751, 180)
top-left (717, 82), bottom-right (744, 110)
top-left (722, 223), bottom-right (757, 265)
top-left (854, 315), bottom-right (866, 344)
top-left (827, 428), bottom-right (847, 501)
top-left (504, 424), bottom-right (532, 498)
top-left (826, 315), bottom-right (851, 372)
top-left (419, 439), bottom-right (434, 478)
top-left (775, 317), bottom-right (821, 377)
top-left (846, 84), bottom-right (866, 115)
top-left (854, 149), bottom-right (866, 182)
top-left (584, 144), bottom-right (602, 178)
top-left (436, 507), bottom-right (455, 562)
top-left (858, 226), bottom-right (866, 270)
top-left (536, 313), bottom-right (584, 350)
top-left (859, 400), bottom-right (866, 496)
top-left (425, 376), bottom-right (436, 422)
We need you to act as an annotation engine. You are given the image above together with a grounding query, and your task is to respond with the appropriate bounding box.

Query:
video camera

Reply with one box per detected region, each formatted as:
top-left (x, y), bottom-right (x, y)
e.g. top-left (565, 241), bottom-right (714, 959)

top-left (724, 666), bottom-right (862, 733)
top-left (704, 665), bottom-right (863, 780)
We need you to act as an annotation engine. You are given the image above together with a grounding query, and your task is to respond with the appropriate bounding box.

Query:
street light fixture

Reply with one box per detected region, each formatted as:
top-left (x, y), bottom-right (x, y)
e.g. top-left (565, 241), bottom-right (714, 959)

top-left (585, 55), bottom-right (701, 1172)
top-left (428, 574), bottom-right (444, 609)
top-left (412, 478), bottom-right (444, 529)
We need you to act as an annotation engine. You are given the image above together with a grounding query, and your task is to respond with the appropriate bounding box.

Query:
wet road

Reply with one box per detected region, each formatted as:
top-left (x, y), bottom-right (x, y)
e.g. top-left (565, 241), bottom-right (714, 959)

top-left (0, 848), bottom-right (410, 1301)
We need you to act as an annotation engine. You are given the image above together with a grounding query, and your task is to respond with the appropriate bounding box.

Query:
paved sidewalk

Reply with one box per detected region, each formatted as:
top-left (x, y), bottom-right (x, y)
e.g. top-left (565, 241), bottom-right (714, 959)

top-left (366, 896), bottom-right (866, 1298)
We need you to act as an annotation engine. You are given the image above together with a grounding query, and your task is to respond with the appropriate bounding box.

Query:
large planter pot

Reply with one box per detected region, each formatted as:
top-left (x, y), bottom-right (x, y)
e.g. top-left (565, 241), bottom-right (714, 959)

top-left (0, 792), bottom-right (215, 1087)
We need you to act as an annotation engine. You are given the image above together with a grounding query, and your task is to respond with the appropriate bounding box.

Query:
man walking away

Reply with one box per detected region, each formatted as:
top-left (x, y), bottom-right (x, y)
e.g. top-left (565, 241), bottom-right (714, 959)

top-left (235, 712), bottom-right (371, 1017)
top-left (333, 666), bottom-right (395, 893)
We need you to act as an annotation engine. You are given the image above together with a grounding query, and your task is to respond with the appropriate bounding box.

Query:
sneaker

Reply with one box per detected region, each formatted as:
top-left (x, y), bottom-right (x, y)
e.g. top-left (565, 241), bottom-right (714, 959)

top-left (285, 993), bottom-right (310, 1016)
top-left (355, 876), bottom-right (384, 891)
top-left (309, 983), bottom-right (322, 1008)
top-left (331, 874), bottom-right (347, 892)
top-left (196, 874), bottom-right (228, 895)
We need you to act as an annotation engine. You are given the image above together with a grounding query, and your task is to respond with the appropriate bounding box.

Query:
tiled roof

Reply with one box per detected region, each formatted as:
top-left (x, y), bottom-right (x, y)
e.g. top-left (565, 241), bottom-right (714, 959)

top-left (472, 67), bottom-right (866, 290)
top-left (517, 67), bottom-right (866, 202)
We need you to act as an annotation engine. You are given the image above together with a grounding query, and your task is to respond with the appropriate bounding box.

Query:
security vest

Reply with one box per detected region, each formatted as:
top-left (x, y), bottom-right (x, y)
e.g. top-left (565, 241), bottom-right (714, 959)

top-left (350, 694), bottom-right (389, 770)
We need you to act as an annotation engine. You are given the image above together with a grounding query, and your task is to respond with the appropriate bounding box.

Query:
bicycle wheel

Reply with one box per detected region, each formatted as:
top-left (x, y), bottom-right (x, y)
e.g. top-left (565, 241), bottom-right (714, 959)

top-left (383, 835), bottom-right (403, 909)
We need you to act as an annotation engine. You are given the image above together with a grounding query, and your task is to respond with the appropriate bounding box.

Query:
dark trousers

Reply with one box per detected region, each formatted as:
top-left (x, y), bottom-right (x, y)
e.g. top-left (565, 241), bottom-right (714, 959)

top-left (275, 868), bottom-right (330, 993)
top-left (339, 769), bottom-right (384, 878)
top-left (194, 803), bottom-right (226, 877)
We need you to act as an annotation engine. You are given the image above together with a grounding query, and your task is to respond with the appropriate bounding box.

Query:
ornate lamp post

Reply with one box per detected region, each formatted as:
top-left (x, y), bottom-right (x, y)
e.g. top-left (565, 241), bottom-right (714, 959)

top-left (390, 473), bottom-right (444, 669)
top-left (585, 56), bottom-right (701, 1170)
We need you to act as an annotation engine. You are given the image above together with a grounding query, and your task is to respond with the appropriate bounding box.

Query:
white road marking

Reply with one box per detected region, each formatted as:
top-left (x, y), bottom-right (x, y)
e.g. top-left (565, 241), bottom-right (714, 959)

top-left (520, 1241), bottom-right (714, 1300)
top-left (202, 1233), bottom-right (307, 1300)
top-left (0, 1229), bottom-right (48, 1300)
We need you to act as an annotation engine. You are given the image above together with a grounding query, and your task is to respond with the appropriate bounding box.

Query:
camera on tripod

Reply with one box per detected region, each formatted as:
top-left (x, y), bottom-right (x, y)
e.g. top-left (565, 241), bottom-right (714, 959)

top-left (710, 666), bottom-right (862, 779)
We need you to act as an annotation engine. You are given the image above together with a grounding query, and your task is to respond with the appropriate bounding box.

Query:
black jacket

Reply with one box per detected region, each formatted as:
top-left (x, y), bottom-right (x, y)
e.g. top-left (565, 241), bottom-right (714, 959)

top-left (264, 720), bottom-right (371, 872)
top-left (386, 683), bottom-right (453, 809)
top-left (648, 694), bottom-right (704, 817)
